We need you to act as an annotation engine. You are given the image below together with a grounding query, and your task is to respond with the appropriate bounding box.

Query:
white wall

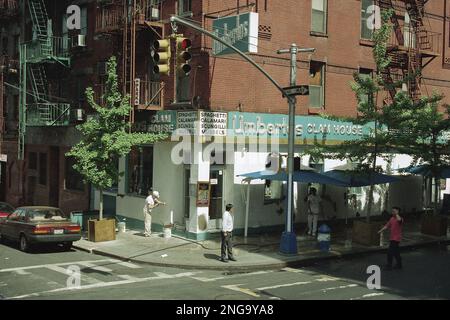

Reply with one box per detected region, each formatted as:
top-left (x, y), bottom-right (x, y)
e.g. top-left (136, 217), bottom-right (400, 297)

top-left (115, 142), bottom-right (185, 228)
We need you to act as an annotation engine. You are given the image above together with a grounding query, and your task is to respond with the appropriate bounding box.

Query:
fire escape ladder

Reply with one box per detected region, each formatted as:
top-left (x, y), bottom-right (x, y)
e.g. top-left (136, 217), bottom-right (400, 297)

top-left (379, 0), bottom-right (405, 45)
top-left (28, 63), bottom-right (48, 103)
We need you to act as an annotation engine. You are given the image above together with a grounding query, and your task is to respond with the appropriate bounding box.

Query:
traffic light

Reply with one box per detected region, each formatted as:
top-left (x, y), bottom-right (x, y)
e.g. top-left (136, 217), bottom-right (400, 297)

top-left (176, 37), bottom-right (192, 76)
top-left (152, 38), bottom-right (171, 76)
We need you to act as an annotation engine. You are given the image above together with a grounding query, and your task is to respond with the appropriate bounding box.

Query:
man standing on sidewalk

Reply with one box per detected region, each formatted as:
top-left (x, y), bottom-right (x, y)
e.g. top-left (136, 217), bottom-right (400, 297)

top-left (143, 190), bottom-right (166, 237)
top-left (307, 187), bottom-right (322, 237)
top-left (220, 204), bottom-right (236, 263)
top-left (378, 207), bottom-right (403, 270)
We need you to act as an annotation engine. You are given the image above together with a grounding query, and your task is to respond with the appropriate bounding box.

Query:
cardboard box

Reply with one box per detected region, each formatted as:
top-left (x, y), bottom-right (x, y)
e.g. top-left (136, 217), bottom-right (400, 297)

top-left (88, 219), bottom-right (116, 242)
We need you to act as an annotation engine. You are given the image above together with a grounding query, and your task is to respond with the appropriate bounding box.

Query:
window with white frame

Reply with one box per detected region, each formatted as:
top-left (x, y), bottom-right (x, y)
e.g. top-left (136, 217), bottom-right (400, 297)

top-left (311, 0), bottom-right (327, 34)
top-left (309, 61), bottom-right (325, 108)
top-left (361, 0), bottom-right (374, 40)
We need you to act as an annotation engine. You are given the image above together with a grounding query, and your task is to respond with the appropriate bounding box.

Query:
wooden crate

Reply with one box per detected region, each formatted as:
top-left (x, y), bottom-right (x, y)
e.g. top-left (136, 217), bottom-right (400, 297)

top-left (352, 220), bottom-right (383, 246)
top-left (421, 215), bottom-right (448, 237)
top-left (88, 219), bottom-right (116, 242)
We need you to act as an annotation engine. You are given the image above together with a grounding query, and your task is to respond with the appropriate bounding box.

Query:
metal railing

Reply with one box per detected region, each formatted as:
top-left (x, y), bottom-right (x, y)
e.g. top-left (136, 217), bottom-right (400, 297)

top-left (26, 103), bottom-right (71, 126)
top-left (387, 25), bottom-right (441, 55)
top-left (0, 0), bottom-right (19, 16)
top-left (23, 37), bottom-right (71, 62)
top-left (0, 55), bottom-right (19, 70)
top-left (132, 80), bottom-right (164, 108)
top-left (95, 5), bottom-right (124, 33)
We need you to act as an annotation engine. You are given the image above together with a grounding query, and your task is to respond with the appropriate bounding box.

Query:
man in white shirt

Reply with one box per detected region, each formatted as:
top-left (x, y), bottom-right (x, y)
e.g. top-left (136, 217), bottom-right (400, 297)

top-left (143, 190), bottom-right (166, 237)
top-left (220, 204), bottom-right (236, 262)
top-left (307, 187), bottom-right (322, 237)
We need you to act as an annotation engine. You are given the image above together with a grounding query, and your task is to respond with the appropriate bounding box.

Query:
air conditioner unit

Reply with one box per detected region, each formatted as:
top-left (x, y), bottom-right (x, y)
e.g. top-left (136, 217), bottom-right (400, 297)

top-left (151, 8), bottom-right (160, 20)
top-left (72, 34), bottom-right (86, 48)
top-left (75, 108), bottom-right (84, 121)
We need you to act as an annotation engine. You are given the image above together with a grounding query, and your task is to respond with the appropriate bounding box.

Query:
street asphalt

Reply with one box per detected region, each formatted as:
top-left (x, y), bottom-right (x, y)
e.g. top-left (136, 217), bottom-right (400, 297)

top-left (0, 238), bottom-right (449, 300)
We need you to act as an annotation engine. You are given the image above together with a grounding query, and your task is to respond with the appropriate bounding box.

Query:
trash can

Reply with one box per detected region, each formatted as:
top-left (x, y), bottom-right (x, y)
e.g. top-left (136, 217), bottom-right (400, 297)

top-left (70, 211), bottom-right (83, 228)
top-left (317, 224), bottom-right (331, 252)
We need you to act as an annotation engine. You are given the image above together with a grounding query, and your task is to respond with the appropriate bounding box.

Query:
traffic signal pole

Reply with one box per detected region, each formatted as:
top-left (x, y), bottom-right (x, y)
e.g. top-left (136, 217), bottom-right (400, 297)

top-left (169, 15), bottom-right (314, 255)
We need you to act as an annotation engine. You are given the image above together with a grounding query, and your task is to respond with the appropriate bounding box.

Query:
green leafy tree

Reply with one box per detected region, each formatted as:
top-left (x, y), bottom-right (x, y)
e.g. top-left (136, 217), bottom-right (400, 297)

top-left (308, 10), bottom-right (394, 222)
top-left (67, 57), bottom-right (166, 219)
top-left (384, 92), bottom-right (450, 212)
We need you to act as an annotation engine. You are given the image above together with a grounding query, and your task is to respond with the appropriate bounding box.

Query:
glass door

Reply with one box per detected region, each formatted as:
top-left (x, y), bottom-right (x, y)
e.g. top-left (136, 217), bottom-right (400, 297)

top-left (209, 169), bottom-right (223, 220)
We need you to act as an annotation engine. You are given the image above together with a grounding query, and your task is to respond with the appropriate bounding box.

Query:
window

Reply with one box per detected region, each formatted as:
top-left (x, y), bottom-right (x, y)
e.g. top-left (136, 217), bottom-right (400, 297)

top-left (309, 61), bottom-right (325, 108)
top-left (81, 6), bottom-right (88, 36)
top-left (178, 0), bottom-right (192, 15)
top-left (29, 152), bottom-right (37, 170)
top-left (361, 0), bottom-right (374, 40)
top-left (39, 153), bottom-right (47, 185)
top-left (358, 68), bottom-right (373, 105)
top-left (311, 0), bottom-right (327, 34)
top-left (404, 12), bottom-right (416, 48)
top-left (65, 156), bottom-right (85, 191)
top-left (127, 146), bottom-right (153, 196)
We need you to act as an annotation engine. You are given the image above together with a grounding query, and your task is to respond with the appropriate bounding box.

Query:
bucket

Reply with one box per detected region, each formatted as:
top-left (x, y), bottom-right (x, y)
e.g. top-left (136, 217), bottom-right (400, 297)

top-left (163, 227), bottom-right (172, 238)
top-left (118, 222), bottom-right (126, 233)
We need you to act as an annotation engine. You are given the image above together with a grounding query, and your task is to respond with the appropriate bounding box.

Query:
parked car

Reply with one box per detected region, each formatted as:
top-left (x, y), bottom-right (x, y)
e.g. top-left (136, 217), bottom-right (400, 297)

top-left (0, 202), bottom-right (14, 219)
top-left (0, 206), bottom-right (81, 252)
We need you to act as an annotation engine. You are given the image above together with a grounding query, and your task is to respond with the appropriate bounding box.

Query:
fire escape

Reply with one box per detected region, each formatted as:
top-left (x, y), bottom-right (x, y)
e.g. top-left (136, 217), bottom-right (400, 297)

top-left (18, 0), bottom-right (72, 159)
top-left (95, 0), bottom-right (166, 122)
top-left (378, 0), bottom-right (441, 103)
top-left (0, 0), bottom-right (20, 143)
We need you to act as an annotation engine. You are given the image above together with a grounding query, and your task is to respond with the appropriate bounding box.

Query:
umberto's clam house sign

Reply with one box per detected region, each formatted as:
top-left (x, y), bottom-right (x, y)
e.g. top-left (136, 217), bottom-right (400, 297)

top-left (228, 112), bottom-right (371, 143)
top-left (132, 110), bottom-right (371, 144)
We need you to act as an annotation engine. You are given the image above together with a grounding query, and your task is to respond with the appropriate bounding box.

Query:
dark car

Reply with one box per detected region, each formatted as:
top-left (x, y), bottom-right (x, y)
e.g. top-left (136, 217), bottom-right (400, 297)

top-left (0, 206), bottom-right (81, 252)
top-left (0, 202), bottom-right (14, 219)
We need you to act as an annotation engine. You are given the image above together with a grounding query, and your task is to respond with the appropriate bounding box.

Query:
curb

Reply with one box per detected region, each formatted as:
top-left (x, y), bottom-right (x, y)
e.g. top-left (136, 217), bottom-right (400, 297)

top-left (72, 238), bottom-right (450, 272)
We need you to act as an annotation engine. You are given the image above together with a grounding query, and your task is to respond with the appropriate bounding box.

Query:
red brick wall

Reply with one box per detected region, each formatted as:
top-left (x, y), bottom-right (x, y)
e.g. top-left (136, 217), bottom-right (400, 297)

top-left (198, 0), bottom-right (450, 115)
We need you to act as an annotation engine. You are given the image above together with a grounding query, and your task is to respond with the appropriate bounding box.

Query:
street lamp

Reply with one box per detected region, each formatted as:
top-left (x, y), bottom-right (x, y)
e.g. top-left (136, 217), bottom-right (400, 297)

top-left (277, 44), bottom-right (315, 255)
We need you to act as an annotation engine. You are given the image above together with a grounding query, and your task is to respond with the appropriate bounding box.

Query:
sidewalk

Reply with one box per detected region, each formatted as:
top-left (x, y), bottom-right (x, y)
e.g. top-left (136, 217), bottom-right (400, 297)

top-left (73, 218), bottom-right (450, 271)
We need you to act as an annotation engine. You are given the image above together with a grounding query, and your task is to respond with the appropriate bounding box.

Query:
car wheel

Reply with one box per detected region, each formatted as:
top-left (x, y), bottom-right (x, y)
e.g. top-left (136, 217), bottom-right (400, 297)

top-left (62, 241), bottom-right (73, 251)
top-left (19, 234), bottom-right (30, 252)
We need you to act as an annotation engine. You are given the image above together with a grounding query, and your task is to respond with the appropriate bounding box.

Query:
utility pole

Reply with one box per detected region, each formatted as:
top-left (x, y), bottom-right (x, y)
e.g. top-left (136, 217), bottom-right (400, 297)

top-left (277, 45), bottom-right (315, 255)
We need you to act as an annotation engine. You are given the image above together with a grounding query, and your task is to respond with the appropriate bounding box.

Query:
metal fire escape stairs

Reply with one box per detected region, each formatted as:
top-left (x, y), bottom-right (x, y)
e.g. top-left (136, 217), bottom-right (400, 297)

top-left (18, 0), bottom-right (72, 159)
top-left (378, 0), bottom-right (438, 104)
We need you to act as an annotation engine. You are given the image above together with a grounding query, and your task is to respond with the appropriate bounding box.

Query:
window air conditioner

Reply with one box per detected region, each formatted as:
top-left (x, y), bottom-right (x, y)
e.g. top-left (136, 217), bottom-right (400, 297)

top-left (72, 34), bottom-right (86, 47)
top-left (151, 8), bottom-right (160, 20)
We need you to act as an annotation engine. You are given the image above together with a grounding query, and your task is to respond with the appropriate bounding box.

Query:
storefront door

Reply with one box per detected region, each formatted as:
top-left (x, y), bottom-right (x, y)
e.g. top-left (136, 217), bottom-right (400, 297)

top-left (209, 168), bottom-right (224, 220)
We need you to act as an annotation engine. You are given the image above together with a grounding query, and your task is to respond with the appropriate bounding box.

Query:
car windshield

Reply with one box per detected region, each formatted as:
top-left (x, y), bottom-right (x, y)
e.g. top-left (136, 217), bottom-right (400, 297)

top-left (0, 203), bottom-right (14, 212)
top-left (28, 209), bottom-right (69, 222)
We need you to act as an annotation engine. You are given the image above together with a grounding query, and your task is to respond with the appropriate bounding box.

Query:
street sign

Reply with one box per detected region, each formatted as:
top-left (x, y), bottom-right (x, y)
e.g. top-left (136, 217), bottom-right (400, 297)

top-left (282, 85), bottom-right (309, 97)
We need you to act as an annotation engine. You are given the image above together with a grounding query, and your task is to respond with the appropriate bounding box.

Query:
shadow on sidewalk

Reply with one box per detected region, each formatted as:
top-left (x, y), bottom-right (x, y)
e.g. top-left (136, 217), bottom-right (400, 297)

top-left (204, 253), bottom-right (221, 261)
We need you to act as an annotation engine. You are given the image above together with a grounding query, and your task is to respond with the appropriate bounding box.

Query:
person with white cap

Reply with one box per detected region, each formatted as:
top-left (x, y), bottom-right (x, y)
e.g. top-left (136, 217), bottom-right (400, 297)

top-left (143, 189), bottom-right (166, 237)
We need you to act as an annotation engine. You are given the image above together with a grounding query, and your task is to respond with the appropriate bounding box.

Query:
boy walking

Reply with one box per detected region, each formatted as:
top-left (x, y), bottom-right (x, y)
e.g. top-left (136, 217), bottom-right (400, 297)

top-left (378, 206), bottom-right (403, 270)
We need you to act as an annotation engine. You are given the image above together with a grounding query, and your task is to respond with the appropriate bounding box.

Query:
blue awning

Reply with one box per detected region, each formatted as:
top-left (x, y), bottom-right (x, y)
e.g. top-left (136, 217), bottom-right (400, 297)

top-left (239, 170), bottom-right (349, 187)
top-left (323, 170), bottom-right (399, 187)
top-left (398, 164), bottom-right (450, 179)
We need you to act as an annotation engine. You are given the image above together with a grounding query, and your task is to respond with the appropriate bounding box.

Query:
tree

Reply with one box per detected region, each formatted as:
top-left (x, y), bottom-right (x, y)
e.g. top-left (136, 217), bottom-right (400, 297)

top-left (384, 92), bottom-right (450, 212)
top-left (308, 10), bottom-right (395, 222)
top-left (67, 57), bottom-right (166, 220)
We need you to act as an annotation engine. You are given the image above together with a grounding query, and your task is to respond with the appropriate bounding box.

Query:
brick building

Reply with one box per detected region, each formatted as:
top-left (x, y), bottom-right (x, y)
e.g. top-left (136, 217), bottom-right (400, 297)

top-left (1, 1), bottom-right (449, 238)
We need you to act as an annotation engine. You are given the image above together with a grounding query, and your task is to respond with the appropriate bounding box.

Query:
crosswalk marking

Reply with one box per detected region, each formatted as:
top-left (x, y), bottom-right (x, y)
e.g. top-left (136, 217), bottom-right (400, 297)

top-left (350, 292), bottom-right (385, 300)
top-left (45, 265), bottom-right (103, 285)
top-left (191, 270), bottom-right (272, 283)
top-left (257, 281), bottom-right (312, 291)
top-left (115, 261), bottom-right (141, 269)
top-left (7, 271), bottom-right (199, 299)
top-left (14, 269), bottom-right (30, 275)
top-left (0, 259), bottom-right (115, 273)
top-left (77, 262), bottom-right (113, 273)
top-left (221, 284), bottom-right (260, 298)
